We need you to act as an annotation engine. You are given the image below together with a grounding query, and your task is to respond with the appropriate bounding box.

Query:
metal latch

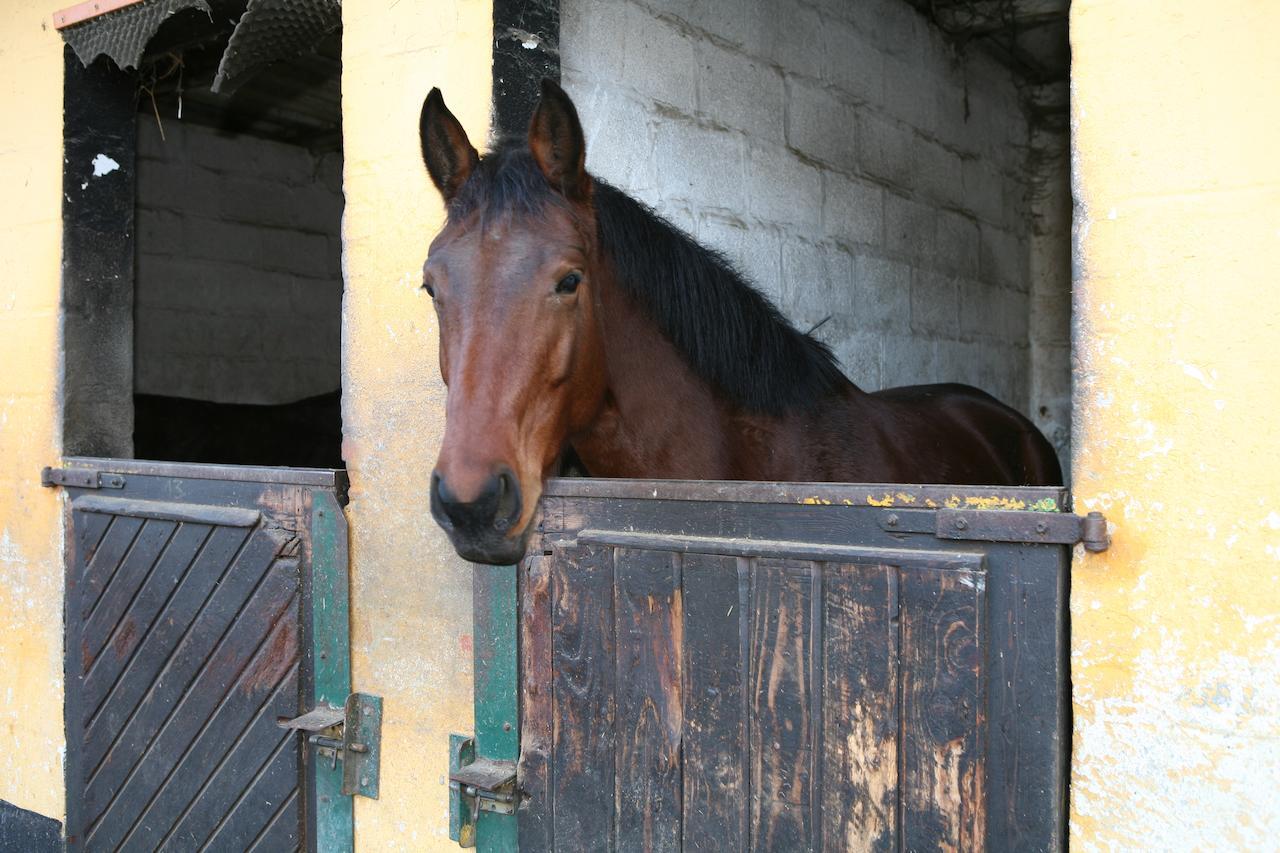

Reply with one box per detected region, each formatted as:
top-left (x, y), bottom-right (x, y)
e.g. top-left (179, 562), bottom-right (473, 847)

top-left (449, 734), bottom-right (517, 847)
top-left (41, 467), bottom-right (125, 489)
top-left (278, 692), bottom-right (383, 798)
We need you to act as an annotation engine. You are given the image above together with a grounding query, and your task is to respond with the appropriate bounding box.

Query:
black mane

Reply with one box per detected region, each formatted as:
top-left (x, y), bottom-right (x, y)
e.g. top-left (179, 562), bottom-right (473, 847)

top-left (452, 143), bottom-right (847, 415)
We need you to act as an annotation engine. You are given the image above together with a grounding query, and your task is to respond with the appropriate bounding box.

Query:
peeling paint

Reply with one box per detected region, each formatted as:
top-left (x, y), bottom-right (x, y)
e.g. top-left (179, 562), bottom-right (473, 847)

top-left (1071, 1), bottom-right (1280, 846)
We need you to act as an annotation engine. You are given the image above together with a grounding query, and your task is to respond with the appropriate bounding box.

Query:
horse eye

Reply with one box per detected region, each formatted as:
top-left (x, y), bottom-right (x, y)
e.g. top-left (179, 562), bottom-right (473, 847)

top-left (556, 272), bottom-right (582, 295)
top-left (423, 282), bottom-right (436, 298)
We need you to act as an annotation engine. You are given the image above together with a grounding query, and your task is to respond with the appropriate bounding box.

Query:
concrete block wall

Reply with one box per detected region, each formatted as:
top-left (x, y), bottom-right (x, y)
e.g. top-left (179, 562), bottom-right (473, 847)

top-left (560, 0), bottom-right (1062, 422)
top-left (134, 118), bottom-right (343, 404)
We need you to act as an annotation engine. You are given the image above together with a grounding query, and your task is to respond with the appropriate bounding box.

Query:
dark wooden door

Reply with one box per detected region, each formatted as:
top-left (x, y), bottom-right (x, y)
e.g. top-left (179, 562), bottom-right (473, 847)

top-left (515, 479), bottom-right (1069, 852)
top-left (56, 459), bottom-right (351, 852)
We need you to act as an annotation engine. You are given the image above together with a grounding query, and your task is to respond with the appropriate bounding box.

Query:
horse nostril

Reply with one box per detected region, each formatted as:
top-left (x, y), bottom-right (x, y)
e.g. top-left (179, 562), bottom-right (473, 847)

top-left (493, 468), bottom-right (521, 532)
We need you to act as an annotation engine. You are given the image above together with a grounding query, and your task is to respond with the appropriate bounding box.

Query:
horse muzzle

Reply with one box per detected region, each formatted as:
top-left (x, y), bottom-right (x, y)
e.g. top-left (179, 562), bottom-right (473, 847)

top-left (430, 466), bottom-right (528, 565)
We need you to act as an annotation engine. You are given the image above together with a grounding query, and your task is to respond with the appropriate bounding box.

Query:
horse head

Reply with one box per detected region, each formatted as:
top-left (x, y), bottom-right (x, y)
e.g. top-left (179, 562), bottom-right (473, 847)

top-left (419, 80), bottom-right (607, 564)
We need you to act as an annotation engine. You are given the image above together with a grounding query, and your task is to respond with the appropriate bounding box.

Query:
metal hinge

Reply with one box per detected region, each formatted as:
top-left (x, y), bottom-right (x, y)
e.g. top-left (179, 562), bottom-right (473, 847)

top-left (881, 508), bottom-right (1110, 552)
top-left (449, 734), bottom-right (517, 848)
top-left (277, 692), bottom-right (383, 798)
top-left (41, 467), bottom-right (125, 489)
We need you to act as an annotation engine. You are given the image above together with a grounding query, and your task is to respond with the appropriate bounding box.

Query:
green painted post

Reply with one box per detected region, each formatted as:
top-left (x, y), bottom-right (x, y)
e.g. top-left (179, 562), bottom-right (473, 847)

top-left (311, 489), bottom-right (354, 853)
top-left (473, 563), bottom-right (519, 852)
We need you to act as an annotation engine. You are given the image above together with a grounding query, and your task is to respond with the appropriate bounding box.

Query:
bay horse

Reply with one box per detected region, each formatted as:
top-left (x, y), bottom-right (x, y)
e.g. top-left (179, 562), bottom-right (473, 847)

top-left (419, 80), bottom-right (1061, 564)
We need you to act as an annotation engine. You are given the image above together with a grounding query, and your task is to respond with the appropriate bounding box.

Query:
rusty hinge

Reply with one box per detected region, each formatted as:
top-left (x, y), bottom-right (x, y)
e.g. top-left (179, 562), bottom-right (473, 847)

top-left (449, 734), bottom-right (517, 847)
top-left (41, 467), bottom-right (125, 490)
top-left (934, 508), bottom-right (1110, 552)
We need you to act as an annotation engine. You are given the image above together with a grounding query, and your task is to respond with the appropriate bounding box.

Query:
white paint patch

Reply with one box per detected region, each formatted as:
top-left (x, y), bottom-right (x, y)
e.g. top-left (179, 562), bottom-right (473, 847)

top-left (1178, 361), bottom-right (1218, 389)
top-left (91, 153), bottom-right (119, 177)
top-left (0, 529), bottom-right (25, 567)
top-left (1073, 631), bottom-right (1280, 849)
top-left (1262, 512), bottom-right (1280, 530)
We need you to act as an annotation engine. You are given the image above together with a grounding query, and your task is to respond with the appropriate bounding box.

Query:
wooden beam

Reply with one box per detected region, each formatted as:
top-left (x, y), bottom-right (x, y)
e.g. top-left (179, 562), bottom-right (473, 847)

top-left (53, 0), bottom-right (147, 30)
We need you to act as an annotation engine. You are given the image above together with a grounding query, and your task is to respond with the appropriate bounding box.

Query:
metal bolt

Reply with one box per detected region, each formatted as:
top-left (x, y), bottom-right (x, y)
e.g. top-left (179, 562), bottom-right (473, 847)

top-left (361, 776), bottom-right (370, 786)
top-left (954, 518), bottom-right (968, 531)
top-left (885, 513), bottom-right (899, 527)
top-left (1036, 520), bottom-right (1048, 534)
top-left (503, 722), bottom-right (512, 732)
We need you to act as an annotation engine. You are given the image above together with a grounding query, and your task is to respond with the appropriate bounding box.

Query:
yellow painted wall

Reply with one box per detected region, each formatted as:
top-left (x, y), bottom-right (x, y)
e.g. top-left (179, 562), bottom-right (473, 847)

top-left (0, 2), bottom-right (66, 821)
top-left (1070, 1), bottom-right (1280, 847)
top-left (341, 0), bottom-right (492, 847)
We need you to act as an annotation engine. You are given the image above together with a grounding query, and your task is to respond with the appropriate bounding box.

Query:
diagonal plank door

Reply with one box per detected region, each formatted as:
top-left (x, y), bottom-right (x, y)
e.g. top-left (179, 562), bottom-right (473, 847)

top-left (58, 461), bottom-right (351, 853)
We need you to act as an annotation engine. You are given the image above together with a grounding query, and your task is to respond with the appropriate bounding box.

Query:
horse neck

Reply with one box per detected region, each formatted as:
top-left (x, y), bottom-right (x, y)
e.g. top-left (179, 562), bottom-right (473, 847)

top-left (569, 266), bottom-right (743, 479)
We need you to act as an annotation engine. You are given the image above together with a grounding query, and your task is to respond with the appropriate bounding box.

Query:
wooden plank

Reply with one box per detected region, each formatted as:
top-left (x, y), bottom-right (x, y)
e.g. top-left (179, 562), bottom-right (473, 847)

top-left (517, 555), bottom-right (554, 850)
top-left (82, 554), bottom-right (297, 834)
top-left (614, 549), bottom-right (682, 853)
top-left (156, 671), bottom-right (300, 851)
top-left (102, 610), bottom-right (300, 851)
top-left (544, 477), bottom-right (1067, 513)
top-left (80, 518), bottom-right (176, 668)
top-left (82, 526), bottom-right (276, 782)
top-left (79, 523), bottom-right (210, 693)
top-left (550, 544), bottom-right (616, 851)
top-left (74, 514), bottom-right (143, 620)
top-left (821, 563), bottom-right (899, 852)
top-left (900, 566), bottom-right (986, 852)
top-left (73, 495), bottom-right (261, 527)
top-left (749, 559), bottom-right (814, 852)
top-left (681, 552), bottom-right (747, 850)
top-left (53, 0), bottom-right (148, 30)
top-left (575, 529), bottom-right (984, 572)
top-left (80, 523), bottom-right (246, 725)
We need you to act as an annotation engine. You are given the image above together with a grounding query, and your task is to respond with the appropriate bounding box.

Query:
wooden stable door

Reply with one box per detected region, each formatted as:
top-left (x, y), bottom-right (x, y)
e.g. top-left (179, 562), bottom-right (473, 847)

top-left (53, 459), bottom-right (352, 852)
top-left (512, 479), bottom-right (1070, 852)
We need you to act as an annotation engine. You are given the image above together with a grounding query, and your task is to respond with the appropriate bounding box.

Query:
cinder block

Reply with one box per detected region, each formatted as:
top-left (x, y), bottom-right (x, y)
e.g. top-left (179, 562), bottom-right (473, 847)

top-left (786, 79), bottom-right (857, 172)
top-left (574, 84), bottom-right (656, 192)
top-left (653, 119), bottom-right (745, 211)
top-left (677, 0), bottom-right (767, 55)
top-left (936, 209), bottom-right (979, 277)
top-left (909, 268), bottom-right (958, 335)
top-left (962, 158), bottom-right (1004, 224)
top-left (780, 237), bottom-right (853, 330)
top-left (699, 214), bottom-right (783, 304)
top-left (882, 53), bottom-right (936, 132)
top-left (767, 0), bottom-right (826, 80)
top-left (622, 5), bottom-right (698, 116)
top-left (857, 109), bottom-right (914, 189)
top-left (880, 334), bottom-right (938, 389)
top-left (822, 171), bottom-right (882, 247)
top-left (745, 141), bottom-right (822, 230)
top-left (851, 253), bottom-right (911, 332)
top-left (821, 17), bottom-right (884, 106)
top-left (913, 136), bottom-right (963, 207)
top-left (884, 192), bottom-right (936, 263)
top-left (833, 330), bottom-right (883, 391)
top-left (979, 223), bottom-right (1025, 289)
top-left (697, 42), bottom-right (785, 142)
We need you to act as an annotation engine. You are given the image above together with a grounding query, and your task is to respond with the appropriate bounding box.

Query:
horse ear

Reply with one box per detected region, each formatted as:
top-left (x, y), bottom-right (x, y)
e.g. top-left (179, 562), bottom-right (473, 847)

top-left (528, 79), bottom-right (588, 200)
top-left (420, 88), bottom-right (479, 202)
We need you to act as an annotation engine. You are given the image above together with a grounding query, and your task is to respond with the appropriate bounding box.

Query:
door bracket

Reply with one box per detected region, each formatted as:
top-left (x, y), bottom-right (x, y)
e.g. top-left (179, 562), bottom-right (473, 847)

top-left (935, 508), bottom-right (1110, 551)
top-left (879, 507), bottom-right (1110, 551)
top-left (41, 466), bottom-right (124, 489)
top-left (278, 692), bottom-right (382, 799)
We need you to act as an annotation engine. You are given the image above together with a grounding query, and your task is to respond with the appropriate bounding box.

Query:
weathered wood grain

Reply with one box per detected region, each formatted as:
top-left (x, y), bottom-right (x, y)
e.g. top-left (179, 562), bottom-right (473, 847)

top-left (551, 544), bottom-right (617, 851)
top-left (681, 552), bottom-right (747, 852)
top-left (821, 563), bottom-right (900, 852)
top-left (517, 554), bottom-right (554, 849)
top-left (901, 566), bottom-right (986, 852)
top-left (615, 548), bottom-right (683, 853)
top-left (749, 558), bottom-right (814, 852)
